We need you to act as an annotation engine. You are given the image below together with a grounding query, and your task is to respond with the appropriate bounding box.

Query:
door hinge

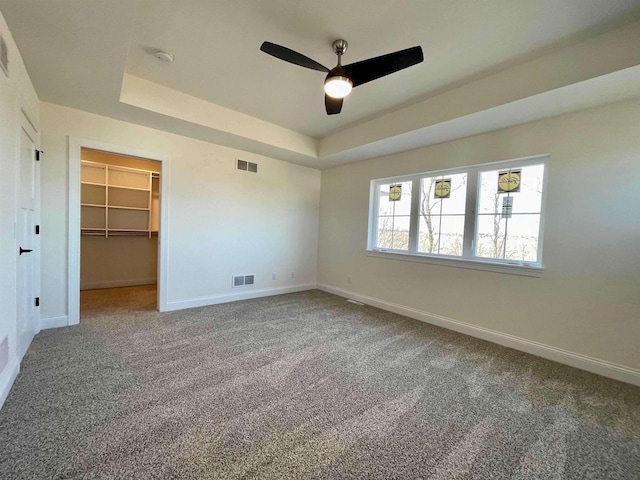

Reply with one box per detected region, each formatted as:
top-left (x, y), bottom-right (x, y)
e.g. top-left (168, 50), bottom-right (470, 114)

top-left (35, 149), bottom-right (43, 161)
top-left (35, 297), bottom-right (40, 307)
top-left (35, 225), bottom-right (40, 235)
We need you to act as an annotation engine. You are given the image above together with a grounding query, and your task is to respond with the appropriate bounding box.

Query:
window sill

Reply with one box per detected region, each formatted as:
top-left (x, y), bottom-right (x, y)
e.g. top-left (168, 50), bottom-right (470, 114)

top-left (366, 250), bottom-right (544, 277)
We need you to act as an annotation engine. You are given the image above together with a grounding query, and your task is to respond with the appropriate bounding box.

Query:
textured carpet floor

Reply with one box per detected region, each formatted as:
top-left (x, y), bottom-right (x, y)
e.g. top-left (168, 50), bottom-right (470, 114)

top-left (0, 286), bottom-right (639, 479)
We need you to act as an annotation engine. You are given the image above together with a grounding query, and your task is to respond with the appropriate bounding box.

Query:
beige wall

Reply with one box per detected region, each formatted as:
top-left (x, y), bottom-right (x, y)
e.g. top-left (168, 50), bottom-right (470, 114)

top-left (318, 99), bottom-right (640, 372)
top-left (81, 236), bottom-right (158, 290)
top-left (80, 149), bottom-right (159, 290)
top-left (40, 102), bottom-right (321, 318)
top-left (0, 11), bottom-right (40, 406)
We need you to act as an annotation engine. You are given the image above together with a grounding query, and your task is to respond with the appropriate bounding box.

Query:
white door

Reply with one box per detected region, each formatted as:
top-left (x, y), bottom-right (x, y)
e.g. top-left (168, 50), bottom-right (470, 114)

top-left (16, 126), bottom-right (39, 358)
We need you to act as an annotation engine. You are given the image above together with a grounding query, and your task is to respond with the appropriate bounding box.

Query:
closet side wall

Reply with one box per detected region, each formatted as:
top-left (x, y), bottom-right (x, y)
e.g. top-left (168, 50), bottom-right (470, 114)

top-left (80, 149), bottom-right (159, 290)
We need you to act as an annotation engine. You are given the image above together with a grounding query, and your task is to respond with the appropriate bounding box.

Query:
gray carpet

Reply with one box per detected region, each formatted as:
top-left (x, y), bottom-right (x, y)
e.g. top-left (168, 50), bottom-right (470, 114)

top-left (0, 286), bottom-right (638, 479)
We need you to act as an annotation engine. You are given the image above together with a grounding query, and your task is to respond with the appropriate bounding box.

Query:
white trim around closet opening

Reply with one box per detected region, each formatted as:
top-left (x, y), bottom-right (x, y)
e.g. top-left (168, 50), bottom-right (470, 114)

top-left (68, 137), bottom-right (170, 325)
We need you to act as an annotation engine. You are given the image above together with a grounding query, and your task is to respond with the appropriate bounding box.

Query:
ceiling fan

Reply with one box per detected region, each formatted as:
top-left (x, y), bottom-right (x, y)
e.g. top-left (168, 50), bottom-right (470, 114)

top-left (260, 39), bottom-right (424, 115)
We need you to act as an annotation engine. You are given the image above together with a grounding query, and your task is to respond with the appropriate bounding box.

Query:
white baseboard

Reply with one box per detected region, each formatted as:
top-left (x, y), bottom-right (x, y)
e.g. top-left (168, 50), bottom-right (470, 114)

top-left (40, 315), bottom-right (69, 330)
top-left (318, 284), bottom-right (640, 387)
top-left (80, 278), bottom-right (156, 290)
top-left (164, 283), bottom-right (317, 312)
top-left (0, 358), bottom-right (20, 411)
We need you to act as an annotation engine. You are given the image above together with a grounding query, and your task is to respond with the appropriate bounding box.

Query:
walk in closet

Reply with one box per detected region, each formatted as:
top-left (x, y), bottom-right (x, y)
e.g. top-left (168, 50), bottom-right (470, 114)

top-left (80, 149), bottom-right (160, 291)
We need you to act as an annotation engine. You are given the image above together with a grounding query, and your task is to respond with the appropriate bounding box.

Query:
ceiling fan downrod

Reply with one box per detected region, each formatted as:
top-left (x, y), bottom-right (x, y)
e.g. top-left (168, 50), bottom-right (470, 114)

top-left (332, 39), bottom-right (348, 65)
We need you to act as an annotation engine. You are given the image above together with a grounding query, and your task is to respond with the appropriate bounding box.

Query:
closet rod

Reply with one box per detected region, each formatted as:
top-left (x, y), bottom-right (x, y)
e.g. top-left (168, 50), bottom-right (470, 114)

top-left (81, 231), bottom-right (156, 237)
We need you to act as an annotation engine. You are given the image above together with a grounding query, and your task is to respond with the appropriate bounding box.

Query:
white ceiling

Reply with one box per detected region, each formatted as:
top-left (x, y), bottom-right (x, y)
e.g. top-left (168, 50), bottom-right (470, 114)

top-left (2, 0), bottom-right (640, 168)
top-left (127, 0), bottom-right (640, 137)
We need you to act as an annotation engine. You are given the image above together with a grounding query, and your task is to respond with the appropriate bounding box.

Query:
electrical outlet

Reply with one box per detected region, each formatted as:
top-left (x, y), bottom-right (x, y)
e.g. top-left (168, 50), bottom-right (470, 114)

top-left (291, 272), bottom-right (295, 279)
top-left (347, 276), bottom-right (352, 284)
top-left (272, 272), bottom-right (276, 280)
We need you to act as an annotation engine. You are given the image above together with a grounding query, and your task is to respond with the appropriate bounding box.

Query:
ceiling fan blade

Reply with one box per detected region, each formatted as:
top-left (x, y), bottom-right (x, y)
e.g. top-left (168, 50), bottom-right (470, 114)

top-left (260, 42), bottom-right (329, 73)
top-left (344, 46), bottom-right (424, 87)
top-left (325, 95), bottom-right (343, 115)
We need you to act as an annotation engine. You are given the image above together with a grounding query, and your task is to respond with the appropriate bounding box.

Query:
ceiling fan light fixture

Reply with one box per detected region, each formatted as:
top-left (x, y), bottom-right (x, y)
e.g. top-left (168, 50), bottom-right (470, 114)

top-left (260, 39), bottom-right (423, 114)
top-left (324, 75), bottom-right (353, 99)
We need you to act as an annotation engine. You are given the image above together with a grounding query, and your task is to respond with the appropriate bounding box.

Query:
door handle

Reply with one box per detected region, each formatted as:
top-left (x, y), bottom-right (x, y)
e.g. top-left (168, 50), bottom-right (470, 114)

top-left (19, 247), bottom-right (33, 255)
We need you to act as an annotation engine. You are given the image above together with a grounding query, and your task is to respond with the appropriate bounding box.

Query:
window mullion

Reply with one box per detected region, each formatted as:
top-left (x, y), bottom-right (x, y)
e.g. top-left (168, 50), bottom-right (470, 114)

top-left (462, 169), bottom-right (478, 259)
top-left (408, 178), bottom-right (421, 253)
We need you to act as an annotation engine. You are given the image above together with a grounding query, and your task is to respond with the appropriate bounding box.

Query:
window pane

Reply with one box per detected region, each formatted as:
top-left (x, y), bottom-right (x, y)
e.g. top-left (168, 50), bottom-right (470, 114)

top-left (476, 164), bottom-right (544, 262)
top-left (438, 216), bottom-right (465, 256)
top-left (420, 176), bottom-right (440, 219)
top-left (392, 216), bottom-right (410, 250)
top-left (478, 164), bottom-right (544, 215)
top-left (379, 181), bottom-right (412, 217)
top-left (478, 169), bottom-right (503, 215)
top-left (439, 173), bottom-right (467, 215)
top-left (376, 180), bottom-right (412, 251)
top-left (377, 184), bottom-right (394, 216)
top-left (504, 214), bottom-right (540, 262)
top-left (376, 215), bottom-right (394, 249)
top-left (476, 213), bottom-right (541, 262)
top-left (420, 174), bottom-right (467, 216)
top-left (475, 214), bottom-right (506, 259)
top-left (417, 215), bottom-right (465, 256)
top-left (418, 214), bottom-right (440, 254)
top-left (511, 164), bottom-right (544, 214)
top-left (418, 173), bottom-right (466, 258)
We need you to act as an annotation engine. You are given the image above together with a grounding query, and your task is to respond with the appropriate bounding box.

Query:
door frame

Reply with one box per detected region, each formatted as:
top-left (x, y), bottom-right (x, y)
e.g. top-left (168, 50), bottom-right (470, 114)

top-left (68, 137), bottom-right (169, 325)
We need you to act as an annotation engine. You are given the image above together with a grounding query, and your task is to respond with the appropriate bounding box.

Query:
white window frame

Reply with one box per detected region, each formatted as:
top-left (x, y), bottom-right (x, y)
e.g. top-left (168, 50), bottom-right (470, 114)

top-left (367, 154), bottom-right (549, 277)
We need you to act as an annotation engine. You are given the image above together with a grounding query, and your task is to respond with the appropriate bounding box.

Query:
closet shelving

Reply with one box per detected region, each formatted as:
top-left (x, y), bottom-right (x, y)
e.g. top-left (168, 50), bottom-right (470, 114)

top-left (81, 160), bottom-right (160, 238)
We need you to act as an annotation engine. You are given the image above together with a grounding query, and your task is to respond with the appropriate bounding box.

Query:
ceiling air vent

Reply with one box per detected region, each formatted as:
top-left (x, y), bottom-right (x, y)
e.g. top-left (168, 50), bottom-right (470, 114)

top-left (237, 159), bottom-right (258, 173)
top-left (232, 274), bottom-right (256, 288)
top-left (0, 35), bottom-right (8, 77)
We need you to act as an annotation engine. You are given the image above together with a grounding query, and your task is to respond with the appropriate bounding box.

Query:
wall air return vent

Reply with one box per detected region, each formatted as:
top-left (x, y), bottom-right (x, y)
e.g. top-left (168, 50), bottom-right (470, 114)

top-left (237, 159), bottom-right (258, 173)
top-left (0, 35), bottom-right (8, 77)
top-left (232, 274), bottom-right (256, 287)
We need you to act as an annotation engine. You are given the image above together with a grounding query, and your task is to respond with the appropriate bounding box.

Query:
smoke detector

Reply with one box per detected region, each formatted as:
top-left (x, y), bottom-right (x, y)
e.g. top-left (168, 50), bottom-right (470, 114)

top-left (154, 50), bottom-right (174, 63)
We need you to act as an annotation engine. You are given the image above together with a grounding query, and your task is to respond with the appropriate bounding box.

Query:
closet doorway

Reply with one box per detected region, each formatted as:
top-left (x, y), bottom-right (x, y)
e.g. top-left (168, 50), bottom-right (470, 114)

top-left (79, 149), bottom-right (160, 316)
top-left (68, 138), bottom-right (169, 325)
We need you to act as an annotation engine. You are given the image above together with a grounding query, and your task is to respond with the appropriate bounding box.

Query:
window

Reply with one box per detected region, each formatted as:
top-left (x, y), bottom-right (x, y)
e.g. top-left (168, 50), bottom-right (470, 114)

top-left (375, 181), bottom-right (412, 251)
top-left (368, 156), bottom-right (547, 275)
top-left (418, 173), bottom-right (467, 256)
